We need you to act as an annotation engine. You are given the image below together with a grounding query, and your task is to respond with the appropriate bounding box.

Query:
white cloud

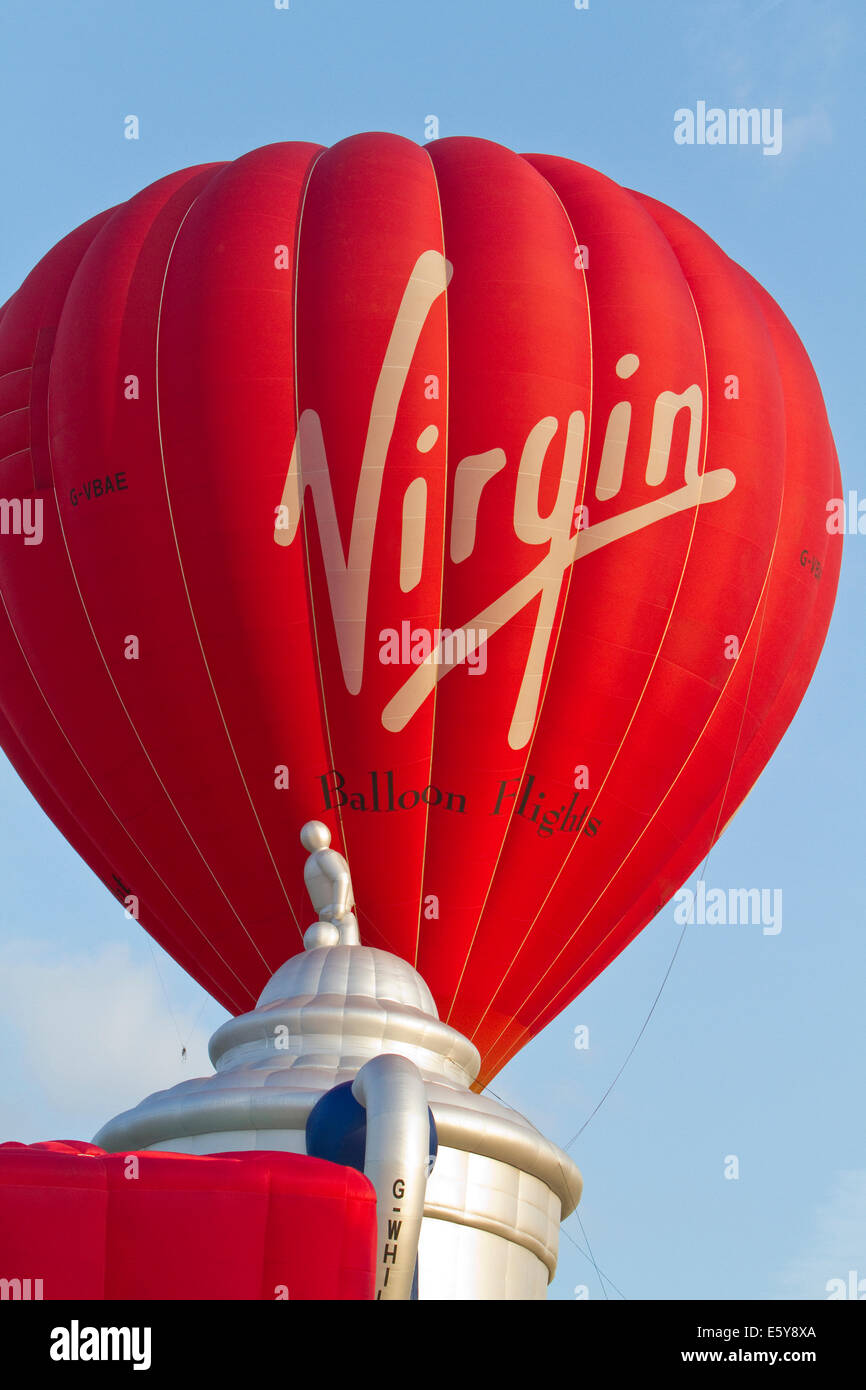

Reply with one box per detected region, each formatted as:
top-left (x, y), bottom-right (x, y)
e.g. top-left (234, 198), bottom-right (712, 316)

top-left (0, 940), bottom-right (216, 1135)
top-left (683, 2), bottom-right (847, 124)
top-left (781, 106), bottom-right (833, 158)
top-left (777, 1170), bottom-right (866, 1298)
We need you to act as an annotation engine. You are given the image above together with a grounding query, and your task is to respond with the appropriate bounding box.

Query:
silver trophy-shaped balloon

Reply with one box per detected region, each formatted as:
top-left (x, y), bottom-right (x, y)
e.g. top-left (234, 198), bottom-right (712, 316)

top-left (95, 818), bottom-right (582, 1300)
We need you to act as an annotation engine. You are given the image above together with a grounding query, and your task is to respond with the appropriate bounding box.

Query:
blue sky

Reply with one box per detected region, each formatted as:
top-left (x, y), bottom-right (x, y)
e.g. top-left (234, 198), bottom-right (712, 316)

top-left (0, 0), bottom-right (863, 1301)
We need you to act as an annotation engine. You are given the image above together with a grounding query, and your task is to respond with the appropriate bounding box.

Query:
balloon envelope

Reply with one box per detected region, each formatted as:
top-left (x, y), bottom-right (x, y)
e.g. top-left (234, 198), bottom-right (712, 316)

top-left (0, 135), bottom-right (841, 1085)
top-left (0, 1141), bottom-right (376, 1299)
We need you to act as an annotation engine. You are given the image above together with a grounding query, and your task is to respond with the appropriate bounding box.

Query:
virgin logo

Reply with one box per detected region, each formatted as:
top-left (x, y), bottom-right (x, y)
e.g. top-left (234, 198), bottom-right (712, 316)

top-left (275, 251), bottom-right (735, 749)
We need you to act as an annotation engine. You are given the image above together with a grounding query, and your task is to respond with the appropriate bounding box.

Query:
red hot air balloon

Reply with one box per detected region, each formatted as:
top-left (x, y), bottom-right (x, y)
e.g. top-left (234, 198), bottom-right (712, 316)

top-left (0, 135), bottom-right (841, 1088)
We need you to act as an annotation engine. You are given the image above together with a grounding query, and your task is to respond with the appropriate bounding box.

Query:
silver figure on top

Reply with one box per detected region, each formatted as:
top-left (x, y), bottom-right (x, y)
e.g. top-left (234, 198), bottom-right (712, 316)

top-left (300, 820), bottom-right (360, 948)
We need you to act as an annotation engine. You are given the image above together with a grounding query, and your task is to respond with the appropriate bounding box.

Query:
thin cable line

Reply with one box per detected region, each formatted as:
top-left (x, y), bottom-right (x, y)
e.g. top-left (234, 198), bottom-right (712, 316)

top-left (573, 1209), bottom-right (611, 1300)
top-left (557, 556), bottom-right (774, 1151)
top-left (561, 918), bottom-right (688, 1153)
top-left (482, 1081), bottom-right (624, 1298)
top-left (143, 934), bottom-right (184, 1051)
top-left (559, 1218), bottom-right (627, 1299)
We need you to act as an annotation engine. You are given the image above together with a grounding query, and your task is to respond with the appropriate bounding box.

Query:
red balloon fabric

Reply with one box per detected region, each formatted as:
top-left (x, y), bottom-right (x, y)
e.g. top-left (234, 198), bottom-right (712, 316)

top-left (0, 135), bottom-right (841, 1086)
top-left (0, 1141), bottom-right (376, 1300)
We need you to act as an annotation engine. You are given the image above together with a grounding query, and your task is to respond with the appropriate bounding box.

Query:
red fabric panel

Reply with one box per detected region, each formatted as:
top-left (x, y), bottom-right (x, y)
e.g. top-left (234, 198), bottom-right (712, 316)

top-left (0, 1141), bottom-right (107, 1299)
top-left (0, 1142), bottom-right (376, 1300)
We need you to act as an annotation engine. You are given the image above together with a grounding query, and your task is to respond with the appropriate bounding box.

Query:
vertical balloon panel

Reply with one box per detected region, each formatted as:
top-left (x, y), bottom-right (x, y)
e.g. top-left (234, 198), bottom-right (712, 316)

top-left (290, 133), bottom-right (450, 962)
top-left (156, 143), bottom-right (328, 967)
top-left (415, 139), bottom-right (592, 1018)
